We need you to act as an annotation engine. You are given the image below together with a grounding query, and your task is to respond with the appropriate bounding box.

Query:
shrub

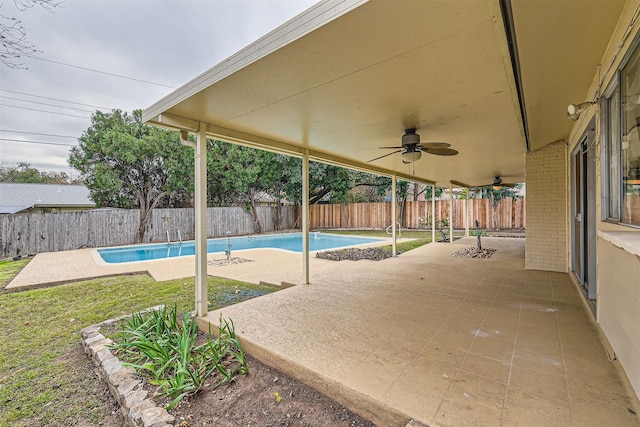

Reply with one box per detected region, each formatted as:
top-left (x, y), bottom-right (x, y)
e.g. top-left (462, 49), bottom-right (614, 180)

top-left (111, 305), bottom-right (248, 409)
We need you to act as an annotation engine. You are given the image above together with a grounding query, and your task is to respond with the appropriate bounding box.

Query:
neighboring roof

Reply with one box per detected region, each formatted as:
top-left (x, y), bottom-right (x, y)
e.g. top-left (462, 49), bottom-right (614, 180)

top-left (0, 183), bottom-right (95, 214)
top-left (0, 206), bottom-right (30, 215)
top-left (254, 191), bottom-right (294, 204)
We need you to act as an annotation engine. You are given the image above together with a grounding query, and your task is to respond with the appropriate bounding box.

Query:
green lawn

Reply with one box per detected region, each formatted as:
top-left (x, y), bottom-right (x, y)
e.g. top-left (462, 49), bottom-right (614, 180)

top-left (388, 238), bottom-right (431, 253)
top-left (0, 231), bottom-right (455, 425)
top-left (0, 258), bottom-right (30, 288)
top-left (0, 259), bottom-right (277, 427)
top-left (322, 228), bottom-right (467, 240)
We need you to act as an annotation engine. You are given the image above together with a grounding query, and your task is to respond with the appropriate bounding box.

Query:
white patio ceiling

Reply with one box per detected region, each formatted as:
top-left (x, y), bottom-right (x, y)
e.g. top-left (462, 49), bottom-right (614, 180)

top-left (143, 0), bottom-right (625, 188)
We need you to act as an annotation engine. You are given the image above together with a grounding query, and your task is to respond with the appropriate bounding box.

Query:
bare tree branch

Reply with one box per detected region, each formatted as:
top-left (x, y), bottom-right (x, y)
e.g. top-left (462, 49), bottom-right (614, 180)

top-left (1, 0), bottom-right (62, 68)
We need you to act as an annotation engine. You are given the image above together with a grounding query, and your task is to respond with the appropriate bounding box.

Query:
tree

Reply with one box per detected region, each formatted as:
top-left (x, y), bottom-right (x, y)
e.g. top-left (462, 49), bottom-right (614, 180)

top-left (471, 184), bottom-right (524, 230)
top-left (1, 0), bottom-right (61, 68)
top-left (343, 171), bottom-right (392, 203)
top-left (416, 184), bottom-right (443, 201)
top-left (207, 142), bottom-right (282, 234)
top-left (69, 109), bottom-right (193, 242)
top-left (0, 162), bottom-right (74, 184)
top-left (276, 158), bottom-right (351, 204)
top-left (277, 158), bottom-right (393, 205)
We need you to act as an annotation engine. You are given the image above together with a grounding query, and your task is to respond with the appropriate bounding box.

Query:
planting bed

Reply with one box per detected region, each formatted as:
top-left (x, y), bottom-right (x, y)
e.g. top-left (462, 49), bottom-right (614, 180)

top-left (84, 316), bottom-right (378, 427)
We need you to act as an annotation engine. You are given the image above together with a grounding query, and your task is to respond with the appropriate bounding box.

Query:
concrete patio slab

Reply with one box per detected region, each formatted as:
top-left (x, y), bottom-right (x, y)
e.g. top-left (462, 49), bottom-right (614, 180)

top-left (199, 237), bottom-right (640, 426)
top-left (6, 236), bottom-right (639, 426)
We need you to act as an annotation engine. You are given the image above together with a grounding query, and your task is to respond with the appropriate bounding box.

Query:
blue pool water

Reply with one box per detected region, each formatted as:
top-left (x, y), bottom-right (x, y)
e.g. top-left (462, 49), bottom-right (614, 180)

top-left (97, 232), bottom-right (384, 264)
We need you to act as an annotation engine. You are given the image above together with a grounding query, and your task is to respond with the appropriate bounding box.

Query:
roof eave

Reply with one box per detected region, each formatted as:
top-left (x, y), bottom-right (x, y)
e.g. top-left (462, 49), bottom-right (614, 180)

top-left (142, 0), bottom-right (368, 125)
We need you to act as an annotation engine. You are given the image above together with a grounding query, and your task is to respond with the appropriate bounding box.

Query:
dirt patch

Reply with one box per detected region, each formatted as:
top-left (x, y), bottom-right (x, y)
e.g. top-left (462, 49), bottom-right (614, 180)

top-left (139, 354), bottom-right (375, 427)
top-left (451, 246), bottom-right (496, 259)
top-left (92, 326), bottom-right (376, 427)
top-left (207, 257), bottom-right (253, 267)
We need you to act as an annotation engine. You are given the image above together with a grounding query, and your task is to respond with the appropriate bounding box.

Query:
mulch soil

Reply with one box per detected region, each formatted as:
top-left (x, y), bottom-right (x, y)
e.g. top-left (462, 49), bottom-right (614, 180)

top-left (83, 336), bottom-right (376, 427)
top-left (315, 247), bottom-right (391, 261)
top-left (162, 354), bottom-right (376, 427)
top-left (451, 246), bottom-right (496, 259)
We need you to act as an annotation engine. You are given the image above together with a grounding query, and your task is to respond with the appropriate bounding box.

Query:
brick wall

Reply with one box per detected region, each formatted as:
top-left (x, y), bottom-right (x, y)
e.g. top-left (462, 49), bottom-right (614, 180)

top-left (525, 142), bottom-right (568, 272)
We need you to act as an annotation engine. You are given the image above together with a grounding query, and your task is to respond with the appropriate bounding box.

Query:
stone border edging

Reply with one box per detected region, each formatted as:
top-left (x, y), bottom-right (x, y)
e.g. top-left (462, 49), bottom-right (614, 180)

top-left (82, 306), bottom-right (426, 427)
top-left (80, 305), bottom-right (175, 427)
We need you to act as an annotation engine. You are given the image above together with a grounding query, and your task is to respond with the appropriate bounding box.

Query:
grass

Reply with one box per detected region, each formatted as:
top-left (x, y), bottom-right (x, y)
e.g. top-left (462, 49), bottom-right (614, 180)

top-left (324, 229), bottom-right (467, 240)
top-left (0, 258), bottom-right (30, 288)
top-left (0, 259), bottom-right (276, 427)
top-left (386, 238), bottom-right (431, 253)
top-left (323, 229), bottom-right (467, 256)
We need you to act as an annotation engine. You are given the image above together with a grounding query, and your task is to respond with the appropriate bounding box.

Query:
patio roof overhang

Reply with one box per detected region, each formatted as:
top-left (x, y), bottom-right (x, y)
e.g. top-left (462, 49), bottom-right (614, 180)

top-left (143, 0), bottom-right (624, 188)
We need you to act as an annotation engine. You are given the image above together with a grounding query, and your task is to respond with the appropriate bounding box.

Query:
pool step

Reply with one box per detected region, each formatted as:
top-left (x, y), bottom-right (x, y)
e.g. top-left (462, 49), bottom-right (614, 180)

top-left (259, 280), bottom-right (297, 289)
top-left (280, 281), bottom-right (297, 289)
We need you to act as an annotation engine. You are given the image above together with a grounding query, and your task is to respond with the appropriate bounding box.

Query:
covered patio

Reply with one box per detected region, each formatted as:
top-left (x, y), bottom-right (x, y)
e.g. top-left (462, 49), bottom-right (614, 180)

top-left (199, 238), bottom-right (638, 426)
top-left (141, 0), bottom-right (640, 424)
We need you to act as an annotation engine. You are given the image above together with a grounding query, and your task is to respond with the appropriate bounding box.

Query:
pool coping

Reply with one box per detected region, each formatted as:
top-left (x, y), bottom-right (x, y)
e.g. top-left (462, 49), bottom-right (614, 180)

top-left (6, 234), bottom-right (396, 290)
top-left (93, 232), bottom-right (388, 265)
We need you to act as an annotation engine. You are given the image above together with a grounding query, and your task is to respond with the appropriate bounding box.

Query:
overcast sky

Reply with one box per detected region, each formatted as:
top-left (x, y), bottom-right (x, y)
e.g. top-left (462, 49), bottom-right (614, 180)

top-left (0, 0), bottom-right (317, 175)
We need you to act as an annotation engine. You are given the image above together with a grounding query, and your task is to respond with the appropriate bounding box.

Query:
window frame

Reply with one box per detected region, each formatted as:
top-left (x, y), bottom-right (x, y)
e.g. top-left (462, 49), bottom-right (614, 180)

top-left (601, 74), bottom-right (621, 222)
top-left (601, 33), bottom-right (640, 228)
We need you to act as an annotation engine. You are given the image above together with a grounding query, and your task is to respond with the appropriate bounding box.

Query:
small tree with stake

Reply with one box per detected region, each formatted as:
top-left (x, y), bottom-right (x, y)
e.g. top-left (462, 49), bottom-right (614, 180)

top-left (474, 220), bottom-right (483, 250)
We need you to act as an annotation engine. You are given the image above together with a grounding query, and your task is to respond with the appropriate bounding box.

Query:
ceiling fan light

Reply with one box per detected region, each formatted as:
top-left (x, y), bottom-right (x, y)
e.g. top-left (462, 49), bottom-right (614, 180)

top-left (401, 150), bottom-right (421, 163)
top-left (492, 184), bottom-right (503, 190)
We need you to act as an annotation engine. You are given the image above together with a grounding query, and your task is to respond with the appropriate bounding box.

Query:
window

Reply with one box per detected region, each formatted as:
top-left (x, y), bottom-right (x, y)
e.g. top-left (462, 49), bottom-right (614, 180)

top-left (603, 37), bottom-right (640, 226)
top-left (603, 85), bottom-right (620, 221)
top-left (621, 43), bottom-right (640, 224)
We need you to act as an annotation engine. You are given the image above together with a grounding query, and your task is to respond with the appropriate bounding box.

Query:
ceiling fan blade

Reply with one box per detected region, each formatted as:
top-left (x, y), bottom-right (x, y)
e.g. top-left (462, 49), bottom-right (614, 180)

top-left (378, 145), bottom-right (404, 149)
top-left (418, 142), bottom-right (451, 149)
top-left (367, 149), bottom-right (403, 162)
top-left (476, 179), bottom-right (520, 188)
top-left (424, 147), bottom-right (459, 156)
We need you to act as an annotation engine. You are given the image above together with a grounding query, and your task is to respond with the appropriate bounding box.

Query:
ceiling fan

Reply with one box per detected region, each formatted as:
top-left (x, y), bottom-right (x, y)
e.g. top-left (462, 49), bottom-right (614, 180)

top-left (482, 176), bottom-right (518, 190)
top-left (367, 128), bottom-right (458, 164)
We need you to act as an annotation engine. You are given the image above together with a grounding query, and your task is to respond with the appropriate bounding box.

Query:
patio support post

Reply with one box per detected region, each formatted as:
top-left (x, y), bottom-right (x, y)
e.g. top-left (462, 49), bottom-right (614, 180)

top-left (449, 182), bottom-right (453, 243)
top-left (392, 175), bottom-right (397, 257)
top-left (431, 184), bottom-right (436, 243)
top-left (195, 125), bottom-right (208, 317)
top-left (465, 187), bottom-right (469, 237)
top-left (302, 149), bottom-right (310, 284)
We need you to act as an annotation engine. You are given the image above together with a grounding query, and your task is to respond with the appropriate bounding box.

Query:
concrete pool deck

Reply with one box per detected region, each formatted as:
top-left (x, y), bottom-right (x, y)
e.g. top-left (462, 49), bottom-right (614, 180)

top-left (5, 237), bottom-right (393, 290)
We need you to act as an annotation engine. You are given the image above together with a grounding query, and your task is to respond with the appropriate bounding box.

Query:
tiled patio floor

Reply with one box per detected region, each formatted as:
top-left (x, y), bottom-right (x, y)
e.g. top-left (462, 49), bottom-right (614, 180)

top-left (200, 237), bottom-right (640, 426)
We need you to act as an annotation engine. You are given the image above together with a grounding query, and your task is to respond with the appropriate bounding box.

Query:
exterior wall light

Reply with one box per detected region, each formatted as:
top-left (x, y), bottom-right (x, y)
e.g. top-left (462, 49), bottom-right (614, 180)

top-left (567, 101), bottom-right (596, 121)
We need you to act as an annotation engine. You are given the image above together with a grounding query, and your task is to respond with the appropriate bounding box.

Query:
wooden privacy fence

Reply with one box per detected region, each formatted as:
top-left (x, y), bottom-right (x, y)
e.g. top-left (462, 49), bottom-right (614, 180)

top-left (0, 206), bottom-right (296, 259)
top-left (308, 199), bottom-right (525, 230)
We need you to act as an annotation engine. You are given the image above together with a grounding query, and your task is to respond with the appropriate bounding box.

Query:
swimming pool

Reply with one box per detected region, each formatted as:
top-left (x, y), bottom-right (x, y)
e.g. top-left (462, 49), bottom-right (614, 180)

top-left (96, 232), bottom-right (384, 264)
